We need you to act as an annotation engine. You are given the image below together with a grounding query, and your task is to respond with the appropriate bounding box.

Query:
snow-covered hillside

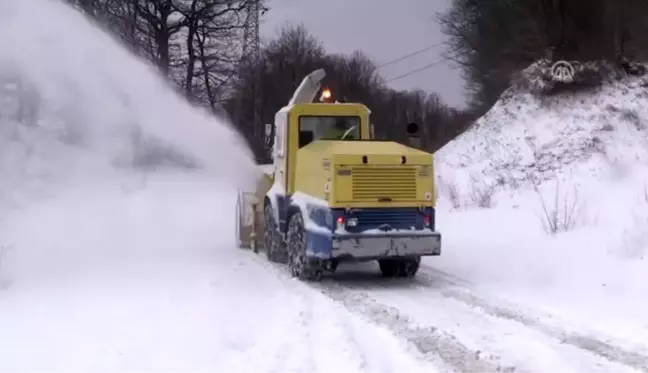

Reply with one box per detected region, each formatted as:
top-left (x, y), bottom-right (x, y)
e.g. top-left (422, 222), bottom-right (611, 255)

top-left (438, 62), bottom-right (648, 190)
top-left (434, 62), bottom-right (648, 347)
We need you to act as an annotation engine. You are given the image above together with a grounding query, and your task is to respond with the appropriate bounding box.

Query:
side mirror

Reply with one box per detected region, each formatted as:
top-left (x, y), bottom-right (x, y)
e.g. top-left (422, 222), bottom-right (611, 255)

top-left (406, 122), bottom-right (421, 149)
top-left (406, 122), bottom-right (419, 135)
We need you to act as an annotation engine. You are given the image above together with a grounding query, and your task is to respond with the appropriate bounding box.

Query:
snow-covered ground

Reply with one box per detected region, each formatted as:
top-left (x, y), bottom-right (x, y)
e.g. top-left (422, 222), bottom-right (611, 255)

top-left (2, 0), bottom-right (648, 372)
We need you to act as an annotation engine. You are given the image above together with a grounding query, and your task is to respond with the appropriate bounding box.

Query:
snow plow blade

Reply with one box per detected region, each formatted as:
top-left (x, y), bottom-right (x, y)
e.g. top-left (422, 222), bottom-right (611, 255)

top-left (235, 165), bottom-right (273, 252)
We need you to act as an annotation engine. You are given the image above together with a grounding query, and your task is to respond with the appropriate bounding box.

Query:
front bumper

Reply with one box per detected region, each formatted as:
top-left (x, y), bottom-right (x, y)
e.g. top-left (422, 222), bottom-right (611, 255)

top-left (331, 230), bottom-right (441, 260)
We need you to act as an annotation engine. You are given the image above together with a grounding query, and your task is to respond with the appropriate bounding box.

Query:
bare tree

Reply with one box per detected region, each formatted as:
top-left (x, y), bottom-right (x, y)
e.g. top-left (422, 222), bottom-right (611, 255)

top-left (65, 0), bottom-right (254, 111)
top-left (61, 2), bottom-right (469, 156)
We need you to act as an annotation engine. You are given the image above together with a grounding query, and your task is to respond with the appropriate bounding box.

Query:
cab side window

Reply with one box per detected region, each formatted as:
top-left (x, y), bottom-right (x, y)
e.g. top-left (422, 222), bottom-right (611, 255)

top-left (298, 115), bottom-right (360, 143)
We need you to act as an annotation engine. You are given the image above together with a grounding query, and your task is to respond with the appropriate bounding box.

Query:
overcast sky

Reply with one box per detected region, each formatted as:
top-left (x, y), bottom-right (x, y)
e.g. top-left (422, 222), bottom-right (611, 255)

top-left (261, 0), bottom-right (466, 108)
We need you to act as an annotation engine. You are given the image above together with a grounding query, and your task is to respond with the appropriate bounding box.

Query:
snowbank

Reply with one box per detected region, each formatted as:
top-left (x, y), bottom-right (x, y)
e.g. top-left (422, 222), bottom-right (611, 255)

top-left (433, 63), bottom-right (648, 346)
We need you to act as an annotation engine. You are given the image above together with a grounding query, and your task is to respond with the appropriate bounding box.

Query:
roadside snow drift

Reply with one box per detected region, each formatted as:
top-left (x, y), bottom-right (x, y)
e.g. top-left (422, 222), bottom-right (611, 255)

top-left (434, 62), bottom-right (648, 346)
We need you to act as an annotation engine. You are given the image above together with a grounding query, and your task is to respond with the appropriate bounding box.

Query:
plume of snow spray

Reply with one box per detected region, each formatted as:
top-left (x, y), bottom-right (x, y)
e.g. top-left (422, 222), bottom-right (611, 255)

top-left (0, 0), bottom-right (260, 283)
top-left (0, 0), bottom-right (258, 185)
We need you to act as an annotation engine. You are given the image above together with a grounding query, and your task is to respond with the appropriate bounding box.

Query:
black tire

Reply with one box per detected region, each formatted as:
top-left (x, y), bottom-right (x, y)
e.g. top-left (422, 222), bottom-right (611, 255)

top-left (286, 212), bottom-right (321, 281)
top-left (378, 259), bottom-right (400, 277)
top-left (263, 203), bottom-right (285, 263)
top-left (398, 256), bottom-right (421, 278)
top-left (378, 257), bottom-right (420, 278)
top-left (329, 260), bottom-right (339, 273)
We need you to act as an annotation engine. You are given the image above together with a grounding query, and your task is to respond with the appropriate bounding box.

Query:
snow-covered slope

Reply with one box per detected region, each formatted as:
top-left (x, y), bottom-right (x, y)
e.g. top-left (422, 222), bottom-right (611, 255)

top-left (433, 62), bottom-right (648, 346)
top-left (438, 65), bottom-right (648, 191)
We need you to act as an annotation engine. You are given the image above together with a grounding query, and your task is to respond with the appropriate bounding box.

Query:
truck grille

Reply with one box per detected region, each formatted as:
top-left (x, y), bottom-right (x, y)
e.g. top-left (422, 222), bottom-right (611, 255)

top-left (351, 166), bottom-right (417, 201)
top-left (351, 208), bottom-right (419, 231)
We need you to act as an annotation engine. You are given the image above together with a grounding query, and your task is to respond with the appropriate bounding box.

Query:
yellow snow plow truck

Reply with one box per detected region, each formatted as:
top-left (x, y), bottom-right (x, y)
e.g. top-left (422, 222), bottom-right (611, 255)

top-left (235, 68), bottom-right (441, 281)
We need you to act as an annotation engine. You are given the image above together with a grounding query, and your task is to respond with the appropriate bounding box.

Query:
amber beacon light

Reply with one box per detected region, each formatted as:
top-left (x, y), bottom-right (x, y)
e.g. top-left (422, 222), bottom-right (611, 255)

top-left (319, 88), bottom-right (332, 102)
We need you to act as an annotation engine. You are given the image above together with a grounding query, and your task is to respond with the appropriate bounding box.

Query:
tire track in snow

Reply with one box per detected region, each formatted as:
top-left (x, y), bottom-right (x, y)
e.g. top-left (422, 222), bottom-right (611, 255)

top-left (234, 253), bottom-right (319, 372)
top-left (244, 250), bottom-right (646, 372)
top-left (309, 280), bottom-right (520, 373)
top-left (298, 298), bottom-right (318, 373)
top-left (336, 308), bottom-right (371, 371)
top-left (244, 251), bottom-right (450, 373)
top-left (249, 255), bottom-right (553, 372)
top-left (416, 267), bottom-right (648, 372)
top-left (245, 253), bottom-right (371, 372)
top-left (245, 252), bottom-right (498, 372)
top-left (334, 275), bottom-right (639, 372)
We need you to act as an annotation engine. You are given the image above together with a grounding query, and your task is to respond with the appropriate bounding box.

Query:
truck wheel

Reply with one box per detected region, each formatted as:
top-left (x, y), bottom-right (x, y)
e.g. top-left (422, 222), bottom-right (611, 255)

top-left (264, 203), bottom-right (285, 263)
top-left (329, 260), bottom-right (338, 273)
top-left (378, 259), bottom-right (400, 277)
top-left (287, 212), bottom-right (321, 281)
top-left (398, 256), bottom-right (421, 278)
top-left (379, 257), bottom-right (420, 278)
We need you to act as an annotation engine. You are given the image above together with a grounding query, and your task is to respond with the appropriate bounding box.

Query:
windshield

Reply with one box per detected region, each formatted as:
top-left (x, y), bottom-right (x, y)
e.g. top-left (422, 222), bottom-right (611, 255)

top-left (298, 116), bottom-right (360, 146)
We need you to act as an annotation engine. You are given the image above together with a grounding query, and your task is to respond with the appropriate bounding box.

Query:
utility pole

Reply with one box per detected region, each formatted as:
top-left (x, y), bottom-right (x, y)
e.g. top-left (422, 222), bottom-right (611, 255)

top-left (241, 0), bottom-right (267, 160)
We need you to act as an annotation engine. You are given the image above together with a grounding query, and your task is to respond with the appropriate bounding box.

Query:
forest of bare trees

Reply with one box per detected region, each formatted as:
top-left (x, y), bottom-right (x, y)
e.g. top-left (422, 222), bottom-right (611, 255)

top-left (58, 0), bottom-right (474, 162)
top-left (19, 0), bottom-right (648, 162)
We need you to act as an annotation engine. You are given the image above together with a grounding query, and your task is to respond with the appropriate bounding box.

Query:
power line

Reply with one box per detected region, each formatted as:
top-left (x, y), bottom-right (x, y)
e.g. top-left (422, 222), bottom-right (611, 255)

top-left (377, 42), bottom-right (444, 69)
top-left (385, 57), bottom-right (450, 82)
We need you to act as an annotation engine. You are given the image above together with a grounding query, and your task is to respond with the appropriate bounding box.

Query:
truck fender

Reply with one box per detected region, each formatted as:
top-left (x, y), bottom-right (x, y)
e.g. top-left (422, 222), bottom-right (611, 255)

top-left (286, 203), bottom-right (303, 222)
top-left (264, 195), bottom-right (280, 224)
top-left (264, 185), bottom-right (282, 223)
top-left (263, 193), bottom-right (299, 235)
